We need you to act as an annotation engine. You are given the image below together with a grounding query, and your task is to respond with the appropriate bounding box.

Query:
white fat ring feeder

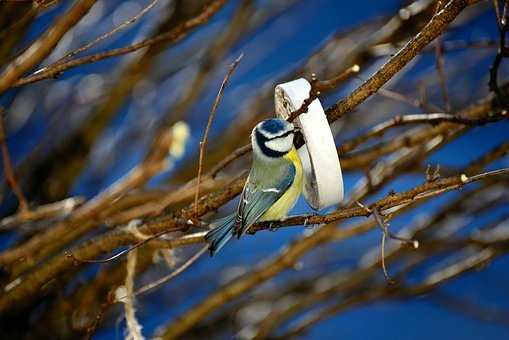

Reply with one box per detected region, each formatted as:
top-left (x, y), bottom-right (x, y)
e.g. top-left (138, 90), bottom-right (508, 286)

top-left (275, 78), bottom-right (343, 210)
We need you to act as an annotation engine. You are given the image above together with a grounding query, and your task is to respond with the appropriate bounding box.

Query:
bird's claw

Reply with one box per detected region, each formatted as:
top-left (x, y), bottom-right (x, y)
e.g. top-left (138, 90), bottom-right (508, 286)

top-left (269, 222), bottom-right (278, 232)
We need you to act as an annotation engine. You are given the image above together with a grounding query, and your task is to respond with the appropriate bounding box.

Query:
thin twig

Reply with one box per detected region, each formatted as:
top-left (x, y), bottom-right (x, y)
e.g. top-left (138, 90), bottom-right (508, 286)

top-left (355, 202), bottom-right (418, 282)
top-left (503, 0), bottom-right (509, 25)
top-left (313, 64), bottom-right (360, 92)
top-left (194, 53), bottom-right (243, 215)
top-left (286, 65), bottom-right (360, 122)
top-left (340, 107), bottom-right (508, 170)
top-left (493, 0), bottom-right (502, 28)
top-left (434, 0), bottom-right (451, 112)
top-left (372, 207), bottom-right (418, 282)
top-left (53, 0), bottom-right (159, 64)
top-left (68, 222), bottom-right (191, 264)
top-left (489, 0), bottom-right (509, 108)
top-left (134, 246), bottom-right (208, 296)
top-left (0, 111), bottom-right (29, 214)
top-left (374, 86), bottom-right (443, 112)
top-left (435, 38), bottom-right (451, 111)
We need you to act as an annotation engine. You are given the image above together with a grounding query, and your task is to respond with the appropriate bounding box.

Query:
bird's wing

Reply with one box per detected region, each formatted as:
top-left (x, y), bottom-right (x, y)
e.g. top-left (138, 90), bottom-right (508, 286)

top-left (233, 163), bottom-right (295, 238)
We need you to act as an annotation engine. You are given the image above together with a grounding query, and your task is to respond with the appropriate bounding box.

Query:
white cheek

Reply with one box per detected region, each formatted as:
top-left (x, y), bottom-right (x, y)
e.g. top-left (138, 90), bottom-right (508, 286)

top-left (265, 135), bottom-right (293, 152)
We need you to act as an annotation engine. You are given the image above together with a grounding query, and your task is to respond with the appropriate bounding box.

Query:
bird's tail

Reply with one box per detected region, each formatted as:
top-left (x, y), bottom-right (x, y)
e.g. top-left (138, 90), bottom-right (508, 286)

top-left (204, 214), bottom-right (236, 256)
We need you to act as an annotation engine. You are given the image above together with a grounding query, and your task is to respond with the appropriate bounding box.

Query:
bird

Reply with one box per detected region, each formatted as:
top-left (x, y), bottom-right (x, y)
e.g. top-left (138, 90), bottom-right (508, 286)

top-left (205, 118), bottom-right (303, 256)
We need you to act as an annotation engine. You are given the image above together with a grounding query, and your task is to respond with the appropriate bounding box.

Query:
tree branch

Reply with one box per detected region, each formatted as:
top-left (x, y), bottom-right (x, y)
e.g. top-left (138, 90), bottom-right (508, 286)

top-left (0, 0), bottom-right (98, 94)
top-left (13, 0), bottom-right (227, 87)
top-left (326, 0), bottom-right (472, 122)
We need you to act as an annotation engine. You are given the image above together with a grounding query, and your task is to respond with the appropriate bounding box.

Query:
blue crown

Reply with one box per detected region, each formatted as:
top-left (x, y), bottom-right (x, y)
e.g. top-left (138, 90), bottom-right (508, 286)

top-left (260, 118), bottom-right (287, 134)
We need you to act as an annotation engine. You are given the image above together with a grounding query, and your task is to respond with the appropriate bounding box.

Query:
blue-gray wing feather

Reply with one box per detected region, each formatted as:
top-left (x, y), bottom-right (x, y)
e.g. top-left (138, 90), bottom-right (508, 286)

top-left (233, 163), bottom-right (295, 238)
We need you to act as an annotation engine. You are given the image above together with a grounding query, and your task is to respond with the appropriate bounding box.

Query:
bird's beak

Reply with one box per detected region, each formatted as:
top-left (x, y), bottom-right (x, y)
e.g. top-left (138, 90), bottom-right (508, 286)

top-left (293, 128), bottom-right (305, 148)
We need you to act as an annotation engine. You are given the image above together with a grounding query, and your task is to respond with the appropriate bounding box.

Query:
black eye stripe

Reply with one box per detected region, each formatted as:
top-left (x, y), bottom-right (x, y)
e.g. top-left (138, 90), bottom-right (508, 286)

top-left (255, 129), bottom-right (287, 158)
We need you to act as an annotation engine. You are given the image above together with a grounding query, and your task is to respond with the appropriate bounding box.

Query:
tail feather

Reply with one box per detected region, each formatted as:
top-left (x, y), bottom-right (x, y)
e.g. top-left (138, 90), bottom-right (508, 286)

top-left (204, 214), bottom-right (236, 256)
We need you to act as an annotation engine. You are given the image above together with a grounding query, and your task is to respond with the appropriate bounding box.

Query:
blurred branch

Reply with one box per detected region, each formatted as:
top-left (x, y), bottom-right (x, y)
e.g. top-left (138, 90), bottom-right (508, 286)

top-left (339, 112), bottom-right (507, 154)
top-left (0, 196), bottom-right (84, 231)
top-left (0, 121), bottom-right (175, 272)
top-left (14, 0), bottom-right (228, 87)
top-left (340, 85), bottom-right (509, 170)
top-left (54, 0), bottom-right (160, 63)
top-left (430, 292), bottom-right (509, 326)
top-left (0, 0), bottom-right (98, 94)
top-left (0, 172), bottom-right (246, 313)
top-left (151, 0), bottom-right (255, 185)
top-left (489, 0), bottom-right (509, 108)
top-left (281, 245), bottom-right (501, 339)
top-left (373, 86), bottom-right (443, 112)
top-left (326, 0), bottom-right (473, 122)
top-left (0, 3), bottom-right (37, 66)
top-left (0, 110), bottom-right (28, 214)
top-left (253, 180), bottom-right (508, 338)
top-left (10, 0), bottom-right (231, 205)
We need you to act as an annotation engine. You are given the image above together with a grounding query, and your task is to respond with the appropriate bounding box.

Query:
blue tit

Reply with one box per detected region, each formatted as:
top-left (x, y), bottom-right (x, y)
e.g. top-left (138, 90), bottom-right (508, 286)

top-left (205, 118), bottom-right (303, 256)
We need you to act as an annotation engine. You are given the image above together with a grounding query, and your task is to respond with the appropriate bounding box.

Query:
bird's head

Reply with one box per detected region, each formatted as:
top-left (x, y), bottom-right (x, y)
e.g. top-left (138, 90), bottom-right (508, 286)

top-left (251, 118), bottom-right (296, 161)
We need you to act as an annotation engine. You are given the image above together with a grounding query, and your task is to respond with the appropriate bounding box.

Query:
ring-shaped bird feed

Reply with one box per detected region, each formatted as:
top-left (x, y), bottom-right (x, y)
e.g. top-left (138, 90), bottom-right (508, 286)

top-left (275, 78), bottom-right (343, 210)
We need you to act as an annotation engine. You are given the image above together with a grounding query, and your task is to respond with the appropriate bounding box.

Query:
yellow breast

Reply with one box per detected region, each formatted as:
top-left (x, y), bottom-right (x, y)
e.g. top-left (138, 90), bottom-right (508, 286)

top-left (260, 147), bottom-right (303, 221)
